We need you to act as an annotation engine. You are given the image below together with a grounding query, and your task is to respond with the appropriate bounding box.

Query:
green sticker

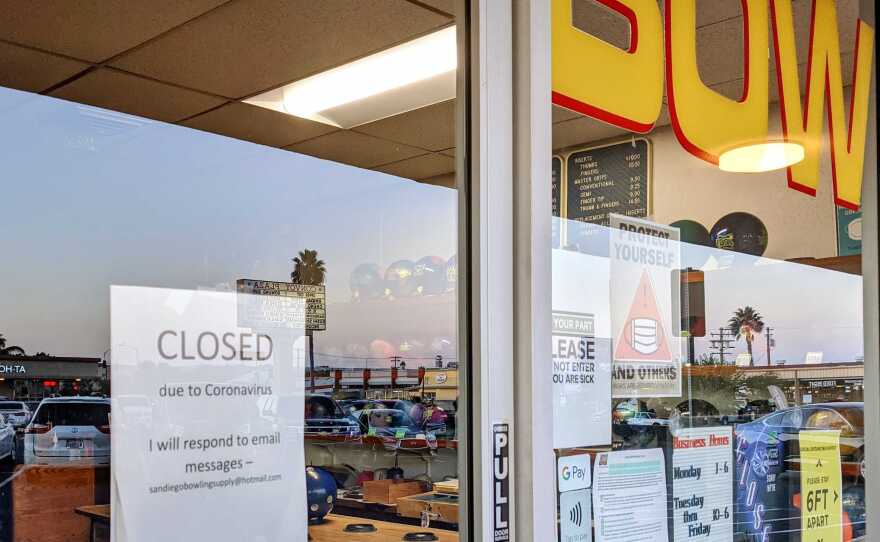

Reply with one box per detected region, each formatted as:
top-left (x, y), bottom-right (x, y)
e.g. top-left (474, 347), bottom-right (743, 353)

top-left (395, 429), bottom-right (407, 439)
top-left (367, 427), bottom-right (376, 436)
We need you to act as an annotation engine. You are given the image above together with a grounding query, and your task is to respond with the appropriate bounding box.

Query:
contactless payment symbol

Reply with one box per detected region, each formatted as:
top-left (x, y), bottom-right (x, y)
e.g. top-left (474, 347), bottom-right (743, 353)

top-left (559, 489), bottom-right (592, 542)
top-left (614, 270), bottom-right (671, 362)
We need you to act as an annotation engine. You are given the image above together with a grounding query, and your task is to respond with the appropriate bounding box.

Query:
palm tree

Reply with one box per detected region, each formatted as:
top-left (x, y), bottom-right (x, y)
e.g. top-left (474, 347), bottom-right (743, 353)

top-left (0, 334), bottom-right (26, 356)
top-left (291, 249), bottom-right (326, 391)
top-left (728, 306), bottom-right (765, 366)
top-left (291, 249), bottom-right (326, 286)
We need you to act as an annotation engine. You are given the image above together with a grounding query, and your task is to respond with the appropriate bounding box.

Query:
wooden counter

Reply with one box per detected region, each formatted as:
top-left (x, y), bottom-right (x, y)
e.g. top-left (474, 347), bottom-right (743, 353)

top-left (310, 514), bottom-right (458, 542)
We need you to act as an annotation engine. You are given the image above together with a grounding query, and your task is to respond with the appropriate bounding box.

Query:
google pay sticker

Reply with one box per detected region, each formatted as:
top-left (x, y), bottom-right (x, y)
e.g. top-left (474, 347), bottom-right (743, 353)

top-left (558, 454), bottom-right (591, 492)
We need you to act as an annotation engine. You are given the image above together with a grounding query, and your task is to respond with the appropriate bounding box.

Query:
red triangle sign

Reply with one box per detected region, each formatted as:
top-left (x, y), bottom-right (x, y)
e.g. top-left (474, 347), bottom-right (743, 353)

top-left (614, 270), bottom-right (672, 362)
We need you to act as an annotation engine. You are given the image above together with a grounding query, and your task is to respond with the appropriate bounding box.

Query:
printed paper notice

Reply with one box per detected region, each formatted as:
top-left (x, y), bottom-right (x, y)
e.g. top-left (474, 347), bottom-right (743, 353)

top-left (552, 248), bottom-right (613, 448)
top-left (799, 430), bottom-right (843, 542)
top-left (111, 286), bottom-right (307, 542)
top-left (672, 427), bottom-right (733, 542)
top-left (609, 214), bottom-right (681, 398)
top-left (592, 448), bottom-right (668, 542)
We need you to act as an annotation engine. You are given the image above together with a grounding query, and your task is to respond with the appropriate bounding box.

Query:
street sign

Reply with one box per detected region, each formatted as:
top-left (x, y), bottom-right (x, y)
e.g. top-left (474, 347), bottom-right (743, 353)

top-left (236, 279), bottom-right (326, 331)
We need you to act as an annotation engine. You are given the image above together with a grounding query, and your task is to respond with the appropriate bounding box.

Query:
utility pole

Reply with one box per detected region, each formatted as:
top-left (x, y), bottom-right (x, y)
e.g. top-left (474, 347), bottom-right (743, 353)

top-left (765, 327), bottom-right (774, 366)
top-left (709, 327), bottom-right (735, 364)
top-left (390, 355), bottom-right (401, 369)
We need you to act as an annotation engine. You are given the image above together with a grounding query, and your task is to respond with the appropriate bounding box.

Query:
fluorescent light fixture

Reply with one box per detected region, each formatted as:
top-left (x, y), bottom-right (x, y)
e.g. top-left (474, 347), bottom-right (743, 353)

top-left (718, 141), bottom-right (805, 173)
top-left (245, 26), bottom-right (457, 129)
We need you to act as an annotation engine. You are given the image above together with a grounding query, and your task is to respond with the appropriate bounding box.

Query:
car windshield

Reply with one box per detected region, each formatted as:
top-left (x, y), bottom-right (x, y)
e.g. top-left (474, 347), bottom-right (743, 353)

top-left (33, 403), bottom-right (110, 427)
top-left (366, 410), bottom-right (414, 428)
top-left (807, 407), bottom-right (864, 435)
top-left (304, 397), bottom-right (343, 419)
top-left (0, 402), bottom-right (25, 410)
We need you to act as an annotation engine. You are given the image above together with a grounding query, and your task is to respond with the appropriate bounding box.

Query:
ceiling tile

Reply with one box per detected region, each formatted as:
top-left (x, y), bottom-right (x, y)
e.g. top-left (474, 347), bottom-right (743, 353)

top-left (420, 172), bottom-right (455, 188)
top-left (696, 16), bottom-right (745, 86)
top-left (49, 68), bottom-right (225, 123)
top-left (409, 0), bottom-right (455, 17)
top-left (553, 116), bottom-right (627, 151)
top-left (694, 0), bottom-right (743, 28)
top-left (110, 0), bottom-right (451, 99)
top-left (180, 101), bottom-right (334, 147)
top-left (355, 99), bottom-right (454, 151)
top-left (375, 152), bottom-right (454, 180)
top-left (709, 51), bottom-right (855, 103)
top-left (791, 0), bottom-right (858, 64)
top-left (553, 104), bottom-right (581, 124)
top-left (0, 0), bottom-right (228, 62)
top-left (0, 42), bottom-right (89, 93)
top-left (286, 130), bottom-right (425, 168)
top-left (553, 105), bottom-right (670, 152)
top-left (572, 0), bottom-right (630, 50)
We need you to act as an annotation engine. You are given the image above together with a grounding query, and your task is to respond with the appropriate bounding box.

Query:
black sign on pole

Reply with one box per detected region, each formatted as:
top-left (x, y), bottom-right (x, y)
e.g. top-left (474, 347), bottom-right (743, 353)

top-left (492, 423), bottom-right (510, 542)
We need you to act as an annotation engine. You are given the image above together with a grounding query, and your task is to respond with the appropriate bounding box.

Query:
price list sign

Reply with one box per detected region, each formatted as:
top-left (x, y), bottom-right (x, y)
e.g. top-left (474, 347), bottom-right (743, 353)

top-left (672, 426), bottom-right (734, 542)
top-left (552, 156), bottom-right (563, 248)
top-left (565, 139), bottom-right (650, 226)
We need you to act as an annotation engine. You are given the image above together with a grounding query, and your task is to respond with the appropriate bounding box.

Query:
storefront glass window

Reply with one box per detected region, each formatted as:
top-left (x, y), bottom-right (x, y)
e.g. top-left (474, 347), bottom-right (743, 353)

top-left (550, 1), bottom-right (873, 541)
top-left (0, 4), bottom-right (463, 541)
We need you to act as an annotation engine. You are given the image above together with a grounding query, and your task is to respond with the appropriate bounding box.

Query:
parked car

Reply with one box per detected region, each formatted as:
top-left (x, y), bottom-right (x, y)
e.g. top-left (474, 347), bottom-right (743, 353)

top-left (303, 395), bottom-right (360, 440)
top-left (0, 415), bottom-right (15, 462)
top-left (625, 411), bottom-right (670, 427)
top-left (341, 398), bottom-right (448, 434)
top-left (735, 402), bottom-right (865, 540)
top-left (0, 401), bottom-right (31, 428)
top-left (737, 399), bottom-right (777, 422)
top-left (354, 408), bottom-right (437, 452)
top-left (23, 397), bottom-right (111, 465)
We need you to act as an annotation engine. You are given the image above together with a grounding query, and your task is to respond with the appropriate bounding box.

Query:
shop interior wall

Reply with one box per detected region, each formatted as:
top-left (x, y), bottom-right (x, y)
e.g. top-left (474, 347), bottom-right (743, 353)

top-left (556, 102), bottom-right (840, 261)
top-left (649, 105), bottom-right (838, 260)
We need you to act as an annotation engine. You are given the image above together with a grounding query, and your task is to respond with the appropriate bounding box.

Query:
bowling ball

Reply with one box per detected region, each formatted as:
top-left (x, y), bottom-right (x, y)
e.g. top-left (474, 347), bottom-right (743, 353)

top-left (710, 212), bottom-right (768, 256)
top-left (385, 260), bottom-right (418, 297)
top-left (414, 256), bottom-right (447, 295)
top-left (306, 466), bottom-right (337, 524)
top-left (445, 255), bottom-right (457, 292)
top-left (670, 220), bottom-right (711, 247)
top-left (350, 263), bottom-right (384, 301)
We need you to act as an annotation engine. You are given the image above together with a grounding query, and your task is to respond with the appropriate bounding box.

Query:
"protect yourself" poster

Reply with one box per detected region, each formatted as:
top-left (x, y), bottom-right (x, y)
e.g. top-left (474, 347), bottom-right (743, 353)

top-left (609, 214), bottom-right (681, 398)
top-left (111, 286), bottom-right (307, 542)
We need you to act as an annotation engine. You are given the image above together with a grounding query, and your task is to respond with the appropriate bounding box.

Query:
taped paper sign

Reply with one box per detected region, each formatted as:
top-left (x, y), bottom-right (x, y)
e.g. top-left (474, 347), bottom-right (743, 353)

top-left (609, 214), bottom-right (681, 397)
top-left (552, 247), bottom-right (613, 448)
top-left (111, 286), bottom-right (307, 542)
top-left (799, 430), bottom-right (843, 542)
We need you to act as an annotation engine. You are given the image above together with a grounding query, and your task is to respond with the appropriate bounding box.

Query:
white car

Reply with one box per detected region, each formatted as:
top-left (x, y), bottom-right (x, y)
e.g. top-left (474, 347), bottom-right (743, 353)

top-left (626, 412), bottom-right (670, 427)
top-left (23, 397), bottom-right (111, 466)
top-left (0, 414), bottom-right (15, 461)
top-left (0, 401), bottom-right (31, 428)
